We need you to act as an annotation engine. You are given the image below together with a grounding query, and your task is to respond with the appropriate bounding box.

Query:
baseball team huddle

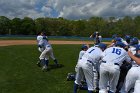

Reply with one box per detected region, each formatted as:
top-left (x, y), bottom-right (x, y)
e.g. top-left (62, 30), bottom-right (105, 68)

top-left (74, 33), bottom-right (140, 93)
top-left (36, 31), bottom-right (140, 93)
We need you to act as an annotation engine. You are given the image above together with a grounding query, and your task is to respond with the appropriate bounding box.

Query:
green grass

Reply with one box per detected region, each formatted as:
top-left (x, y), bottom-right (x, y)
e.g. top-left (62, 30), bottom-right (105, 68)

top-left (0, 45), bottom-right (88, 93)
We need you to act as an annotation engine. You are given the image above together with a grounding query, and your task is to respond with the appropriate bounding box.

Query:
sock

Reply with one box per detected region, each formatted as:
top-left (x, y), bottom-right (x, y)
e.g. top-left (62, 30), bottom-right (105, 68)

top-left (40, 59), bottom-right (45, 66)
top-left (108, 91), bottom-right (113, 93)
top-left (88, 90), bottom-right (93, 93)
top-left (79, 85), bottom-right (88, 90)
top-left (73, 83), bottom-right (78, 93)
top-left (54, 59), bottom-right (58, 65)
top-left (45, 60), bottom-right (49, 66)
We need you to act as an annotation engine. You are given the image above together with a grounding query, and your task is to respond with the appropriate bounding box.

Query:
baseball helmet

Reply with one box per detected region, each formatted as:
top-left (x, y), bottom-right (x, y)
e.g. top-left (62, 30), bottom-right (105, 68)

top-left (130, 37), bottom-right (139, 45)
top-left (136, 44), bottom-right (140, 51)
top-left (98, 43), bottom-right (107, 50)
top-left (112, 34), bottom-right (118, 39)
top-left (115, 37), bottom-right (122, 42)
top-left (81, 44), bottom-right (88, 50)
top-left (125, 35), bottom-right (131, 40)
top-left (115, 42), bottom-right (126, 48)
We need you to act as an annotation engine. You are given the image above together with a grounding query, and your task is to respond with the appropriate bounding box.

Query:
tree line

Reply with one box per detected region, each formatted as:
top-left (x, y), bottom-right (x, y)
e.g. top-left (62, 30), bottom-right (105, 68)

top-left (0, 16), bottom-right (140, 38)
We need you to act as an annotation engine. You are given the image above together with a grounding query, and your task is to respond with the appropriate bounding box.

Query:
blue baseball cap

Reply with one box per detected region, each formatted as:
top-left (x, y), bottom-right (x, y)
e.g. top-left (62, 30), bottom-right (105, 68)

top-left (136, 45), bottom-right (140, 51)
top-left (115, 42), bottom-right (126, 48)
top-left (125, 35), bottom-right (131, 40)
top-left (130, 37), bottom-right (139, 46)
top-left (98, 43), bottom-right (107, 50)
top-left (81, 45), bottom-right (88, 50)
top-left (115, 37), bottom-right (122, 42)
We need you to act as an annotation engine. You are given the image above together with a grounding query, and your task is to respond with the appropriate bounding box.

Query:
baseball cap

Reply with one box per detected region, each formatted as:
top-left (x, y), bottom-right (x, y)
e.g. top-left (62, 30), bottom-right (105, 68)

top-left (115, 42), bottom-right (126, 48)
top-left (81, 44), bottom-right (88, 50)
top-left (98, 43), bottom-right (107, 50)
top-left (136, 45), bottom-right (140, 51)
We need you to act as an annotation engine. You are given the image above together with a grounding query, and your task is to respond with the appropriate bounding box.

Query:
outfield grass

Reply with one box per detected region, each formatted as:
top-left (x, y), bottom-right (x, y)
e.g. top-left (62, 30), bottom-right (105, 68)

top-left (0, 45), bottom-right (88, 93)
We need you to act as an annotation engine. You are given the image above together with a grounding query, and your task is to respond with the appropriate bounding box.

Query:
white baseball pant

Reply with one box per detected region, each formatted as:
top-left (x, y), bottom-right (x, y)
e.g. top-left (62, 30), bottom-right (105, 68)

top-left (133, 80), bottom-right (140, 93)
top-left (123, 66), bottom-right (140, 92)
top-left (99, 62), bottom-right (120, 93)
top-left (75, 60), bottom-right (94, 91)
top-left (39, 46), bottom-right (55, 60)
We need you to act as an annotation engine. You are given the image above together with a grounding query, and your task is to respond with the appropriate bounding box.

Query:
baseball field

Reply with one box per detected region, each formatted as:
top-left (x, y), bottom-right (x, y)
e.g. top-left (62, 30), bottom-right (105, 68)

top-left (1, 40), bottom-right (111, 93)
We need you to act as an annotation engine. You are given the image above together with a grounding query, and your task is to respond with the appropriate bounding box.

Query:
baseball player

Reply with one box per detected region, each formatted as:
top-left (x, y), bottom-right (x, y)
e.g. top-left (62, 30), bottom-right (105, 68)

top-left (108, 37), bottom-right (124, 48)
top-left (112, 34), bottom-right (118, 39)
top-left (99, 42), bottom-right (131, 93)
top-left (38, 34), bottom-right (58, 71)
top-left (124, 35), bottom-right (132, 45)
top-left (90, 31), bottom-right (101, 45)
top-left (37, 32), bottom-right (47, 52)
top-left (121, 43), bottom-right (140, 93)
top-left (74, 43), bottom-right (107, 93)
top-left (75, 44), bottom-right (89, 72)
top-left (74, 44), bottom-right (89, 90)
top-left (66, 45), bottom-right (89, 82)
top-left (36, 32), bottom-right (49, 66)
top-left (128, 37), bottom-right (139, 54)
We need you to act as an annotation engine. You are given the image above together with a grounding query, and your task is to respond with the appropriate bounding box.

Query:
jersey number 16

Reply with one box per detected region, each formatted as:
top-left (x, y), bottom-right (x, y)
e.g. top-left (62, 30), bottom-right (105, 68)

top-left (112, 48), bottom-right (121, 55)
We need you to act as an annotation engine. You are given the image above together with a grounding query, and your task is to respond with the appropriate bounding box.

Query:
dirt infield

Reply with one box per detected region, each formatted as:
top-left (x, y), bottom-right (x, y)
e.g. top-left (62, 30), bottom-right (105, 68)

top-left (0, 40), bottom-right (111, 46)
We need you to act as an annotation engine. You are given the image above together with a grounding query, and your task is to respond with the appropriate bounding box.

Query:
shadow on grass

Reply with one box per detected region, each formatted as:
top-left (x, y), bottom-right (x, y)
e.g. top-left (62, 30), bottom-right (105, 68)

top-left (48, 64), bottom-right (64, 70)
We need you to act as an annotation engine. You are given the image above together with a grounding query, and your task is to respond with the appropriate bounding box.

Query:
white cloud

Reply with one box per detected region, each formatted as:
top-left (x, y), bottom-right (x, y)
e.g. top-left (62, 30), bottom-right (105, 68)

top-left (50, 0), bottom-right (140, 19)
top-left (0, 0), bottom-right (45, 19)
top-left (0, 0), bottom-right (140, 19)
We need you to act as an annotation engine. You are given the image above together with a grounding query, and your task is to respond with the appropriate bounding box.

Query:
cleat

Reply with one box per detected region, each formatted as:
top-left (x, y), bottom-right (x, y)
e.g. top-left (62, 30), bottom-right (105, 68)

top-left (42, 65), bottom-right (48, 72)
top-left (36, 61), bottom-right (41, 67)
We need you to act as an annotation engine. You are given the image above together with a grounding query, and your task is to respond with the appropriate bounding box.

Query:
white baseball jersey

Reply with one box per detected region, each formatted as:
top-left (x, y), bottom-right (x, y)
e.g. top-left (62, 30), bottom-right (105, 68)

top-left (38, 37), bottom-right (51, 48)
top-left (82, 46), bottom-right (103, 64)
top-left (75, 50), bottom-right (86, 72)
top-left (102, 47), bottom-right (131, 66)
top-left (99, 47), bottom-right (131, 93)
top-left (37, 35), bottom-right (44, 52)
top-left (75, 46), bottom-right (103, 91)
top-left (78, 50), bottom-right (86, 60)
top-left (37, 35), bottom-right (48, 44)
top-left (37, 35), bottom-right (43, 44)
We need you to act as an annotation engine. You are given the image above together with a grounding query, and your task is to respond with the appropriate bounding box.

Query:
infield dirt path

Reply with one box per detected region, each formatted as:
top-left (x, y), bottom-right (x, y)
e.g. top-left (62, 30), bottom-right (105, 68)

top-left (0, 40), bottom-right (111, 46)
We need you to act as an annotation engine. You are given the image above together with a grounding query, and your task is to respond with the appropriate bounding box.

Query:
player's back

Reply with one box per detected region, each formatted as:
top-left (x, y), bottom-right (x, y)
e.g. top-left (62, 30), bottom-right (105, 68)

top-left (102, 47), bottom-right (130, 65)
top-left (82, 46), bottom-right (102, 62)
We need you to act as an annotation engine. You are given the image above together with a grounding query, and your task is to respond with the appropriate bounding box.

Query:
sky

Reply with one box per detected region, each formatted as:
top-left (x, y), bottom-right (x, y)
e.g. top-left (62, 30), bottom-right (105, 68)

top-left (0, 0), bottom-right (140, 19)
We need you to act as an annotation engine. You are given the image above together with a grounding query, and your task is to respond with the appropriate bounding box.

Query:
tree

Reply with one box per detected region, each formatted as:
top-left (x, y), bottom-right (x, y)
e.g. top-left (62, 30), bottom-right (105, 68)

top-left (0, 16), bottom-right (11, 35)
top-left (20, 17), bottom-right (35, 35)
top-left (11, 18), bottom-right (22, 34)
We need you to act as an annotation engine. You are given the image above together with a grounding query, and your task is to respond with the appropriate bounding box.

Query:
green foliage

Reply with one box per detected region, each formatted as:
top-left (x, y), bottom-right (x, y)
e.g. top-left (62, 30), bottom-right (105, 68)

top-left (1, 16), bottom-right (140, 38)
top-left (11, 18), bottom-right (22, 35)
top-left (0, 45), bottom-right (88, 93)
top-left (0, 16), bottom-right (11, 35)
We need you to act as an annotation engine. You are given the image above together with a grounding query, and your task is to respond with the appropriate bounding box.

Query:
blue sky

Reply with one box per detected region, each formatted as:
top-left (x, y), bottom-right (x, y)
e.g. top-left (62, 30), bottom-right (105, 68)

top-left (0, 0), bottom-right (140, 19)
